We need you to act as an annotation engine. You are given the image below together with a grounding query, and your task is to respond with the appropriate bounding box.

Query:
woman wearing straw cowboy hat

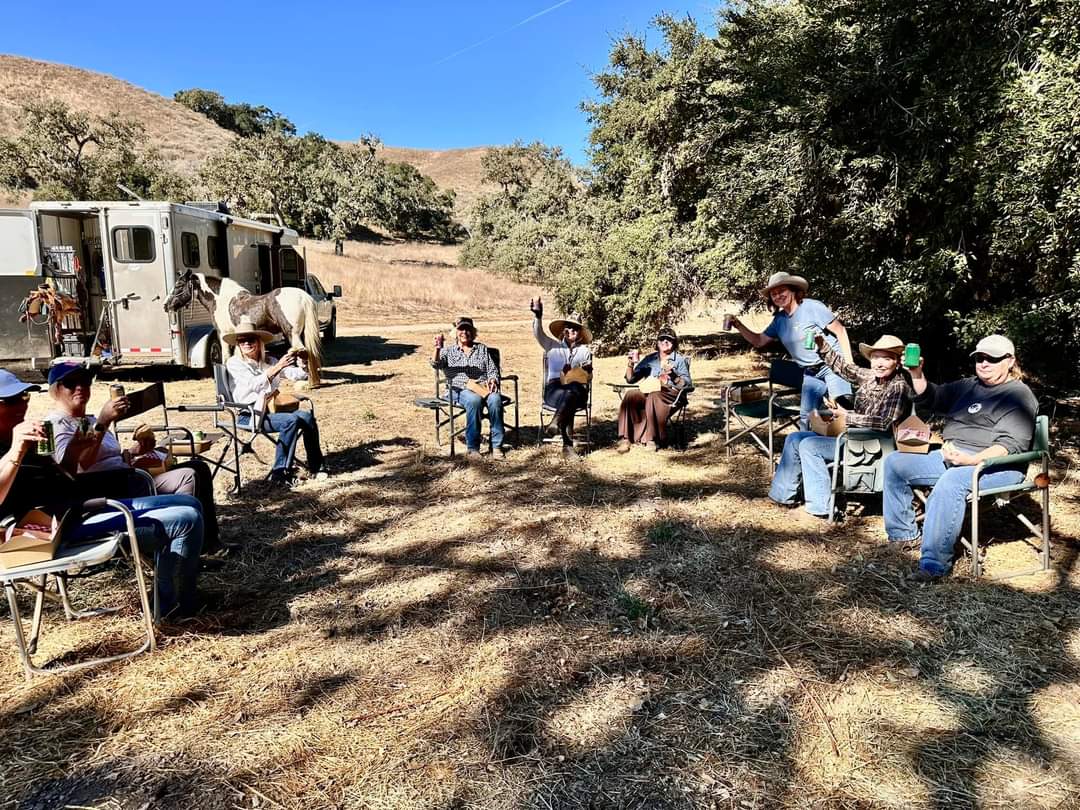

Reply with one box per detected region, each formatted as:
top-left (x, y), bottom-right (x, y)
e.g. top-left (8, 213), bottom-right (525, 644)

top-left (530, 297), bottom-right (593, 457)
top-left (725, 272), bottom-right (854, 429)
top-left (225, 317), bottom-right (328, 487)
top-left (769, 334), bottom-right (914, 518)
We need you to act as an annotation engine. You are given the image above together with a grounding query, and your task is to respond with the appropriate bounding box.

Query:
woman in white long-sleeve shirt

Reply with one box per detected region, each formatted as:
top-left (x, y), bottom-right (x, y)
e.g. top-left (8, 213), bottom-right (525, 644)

top-left (530, 297), bottom-right (593, 455)
top-left (224, 317), bottom-right (328, 487)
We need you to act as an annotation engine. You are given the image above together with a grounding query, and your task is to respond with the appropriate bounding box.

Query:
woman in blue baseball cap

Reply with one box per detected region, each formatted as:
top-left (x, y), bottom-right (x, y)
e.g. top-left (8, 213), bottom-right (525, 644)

top-left (0, 367), bottom-right (207, 619)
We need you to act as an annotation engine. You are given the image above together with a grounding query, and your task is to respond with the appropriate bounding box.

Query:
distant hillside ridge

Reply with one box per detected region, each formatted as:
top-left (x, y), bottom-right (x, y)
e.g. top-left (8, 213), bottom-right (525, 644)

top-left (0, 54), bottom-right (496, 217)
top-left (0, 54), bottom-right (234, 177)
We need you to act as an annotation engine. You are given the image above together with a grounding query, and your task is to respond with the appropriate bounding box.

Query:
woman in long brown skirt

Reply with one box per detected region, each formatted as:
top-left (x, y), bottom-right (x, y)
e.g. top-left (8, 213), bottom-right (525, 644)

top-left (616, 327), bottom-right (692, 452)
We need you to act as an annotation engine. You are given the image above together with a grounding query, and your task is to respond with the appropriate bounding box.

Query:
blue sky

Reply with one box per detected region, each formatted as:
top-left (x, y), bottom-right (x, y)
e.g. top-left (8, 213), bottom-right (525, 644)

top-left (0, 1), bottom-right (720, 165)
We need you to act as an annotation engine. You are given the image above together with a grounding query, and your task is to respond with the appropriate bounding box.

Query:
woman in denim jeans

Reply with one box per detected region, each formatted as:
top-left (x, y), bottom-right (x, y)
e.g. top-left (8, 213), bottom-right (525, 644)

top-left (0, 368), bottom-right (205, 618)
top-left (881, 335), bottom-right (1038, 582)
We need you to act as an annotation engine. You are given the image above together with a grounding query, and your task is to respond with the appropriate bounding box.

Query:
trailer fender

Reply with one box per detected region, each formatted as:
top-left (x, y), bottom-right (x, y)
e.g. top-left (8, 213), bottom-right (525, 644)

top-left (185, 324), bottom-right (223, 369)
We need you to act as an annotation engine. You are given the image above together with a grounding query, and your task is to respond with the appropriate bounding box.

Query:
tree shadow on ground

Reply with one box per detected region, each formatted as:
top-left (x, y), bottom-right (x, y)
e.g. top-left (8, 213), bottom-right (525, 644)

top-left (322, 335), bottom-right (417, 367)
top-left (3, 434), bottom-right (1079, 808)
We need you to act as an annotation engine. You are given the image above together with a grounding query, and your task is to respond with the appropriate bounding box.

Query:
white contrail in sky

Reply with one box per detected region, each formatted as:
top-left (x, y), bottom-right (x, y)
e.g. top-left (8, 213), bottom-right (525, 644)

top-left (433, 0), bottom-right (574, 66)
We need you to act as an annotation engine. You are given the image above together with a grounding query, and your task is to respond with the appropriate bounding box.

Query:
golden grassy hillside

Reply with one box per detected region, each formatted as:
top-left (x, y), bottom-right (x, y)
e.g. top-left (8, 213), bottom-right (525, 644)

top-left (0, 54), bottom-right (234, 176)
top-left (376, 145), bottom-right (495, 217)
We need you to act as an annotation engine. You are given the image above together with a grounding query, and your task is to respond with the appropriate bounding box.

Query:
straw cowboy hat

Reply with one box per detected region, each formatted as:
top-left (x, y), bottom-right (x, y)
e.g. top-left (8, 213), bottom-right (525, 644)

top-left (223, 317), bottom-right (274, 346)
top-left (763, 272), bottom-right (809, 296)
top-left (858, 334), bottom-right (905, 361)
top-left (548, 315), bottom-right (592, 344)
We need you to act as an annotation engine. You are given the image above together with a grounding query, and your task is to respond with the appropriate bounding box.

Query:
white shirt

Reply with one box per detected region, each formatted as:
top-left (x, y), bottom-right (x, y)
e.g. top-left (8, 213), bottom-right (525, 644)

top-left (226, 354), bottom-right (308, 414)
top-left (532, 319), bottom-right (593, 383)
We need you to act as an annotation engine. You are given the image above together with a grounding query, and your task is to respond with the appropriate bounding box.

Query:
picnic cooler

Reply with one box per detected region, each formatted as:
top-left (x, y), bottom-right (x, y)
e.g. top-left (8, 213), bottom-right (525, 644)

top-left (0, 509), bottom-right (61, 570)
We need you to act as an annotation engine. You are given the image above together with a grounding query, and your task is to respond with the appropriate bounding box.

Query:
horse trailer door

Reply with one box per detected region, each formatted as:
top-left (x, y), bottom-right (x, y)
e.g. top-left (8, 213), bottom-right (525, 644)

top-left (106, 211), bottom-right (173, 361)
top-left (0, 209), bottom-right (53, 363)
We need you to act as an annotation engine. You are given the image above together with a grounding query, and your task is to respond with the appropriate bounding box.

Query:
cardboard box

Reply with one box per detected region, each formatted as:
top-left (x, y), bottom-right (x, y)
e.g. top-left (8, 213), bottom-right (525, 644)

top-left (894, 414), bottom-right (932, 454)
top-left (0, 509), bottom-right (60, 571)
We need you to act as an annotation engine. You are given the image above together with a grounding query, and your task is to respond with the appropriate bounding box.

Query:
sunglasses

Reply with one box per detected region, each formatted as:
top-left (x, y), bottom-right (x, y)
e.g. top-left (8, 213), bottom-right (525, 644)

top-left (59, 375), bottom-right (93, 389)
top-left (0, 392), bottom-right (31, 406)
top-left (236, 336), bottom-right (258, 345)
top-left (973, 353), bottom-right (1011, 364)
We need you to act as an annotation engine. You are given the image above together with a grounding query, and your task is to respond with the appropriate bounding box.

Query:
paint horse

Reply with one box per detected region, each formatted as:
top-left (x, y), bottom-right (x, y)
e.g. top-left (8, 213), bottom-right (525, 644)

top-left (163, 269), bottom-right (323, 386)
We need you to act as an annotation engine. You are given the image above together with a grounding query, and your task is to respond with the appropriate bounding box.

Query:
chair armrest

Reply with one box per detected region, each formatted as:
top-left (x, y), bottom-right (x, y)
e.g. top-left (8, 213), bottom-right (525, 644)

top-left (728, 377), bottom-right (769, 389)
top-left (501, 374), bottom-right (519, 382)
top-left (845, 428), bottom-right (893, 440)
top-left (608, 383), bottom-right (639, 390)
top-left (172, 404), bottom-right (225, 413)
top-left (981, 450), bottom-right (1044, 469)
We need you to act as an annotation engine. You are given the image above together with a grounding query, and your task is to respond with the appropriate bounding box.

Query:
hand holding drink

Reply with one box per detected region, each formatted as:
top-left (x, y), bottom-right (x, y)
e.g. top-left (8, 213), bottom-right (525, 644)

top-left (903, 343), bottom-right (921, 368)
top-left (434, 333), bottom-right (445, 349)
top-left (627, 349), bottom-right (641, 366)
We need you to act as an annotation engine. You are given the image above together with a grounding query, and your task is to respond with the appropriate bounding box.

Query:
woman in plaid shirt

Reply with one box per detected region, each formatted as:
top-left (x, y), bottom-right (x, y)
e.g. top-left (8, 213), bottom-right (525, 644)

top-left (768, 334), bottom-right (914, 518)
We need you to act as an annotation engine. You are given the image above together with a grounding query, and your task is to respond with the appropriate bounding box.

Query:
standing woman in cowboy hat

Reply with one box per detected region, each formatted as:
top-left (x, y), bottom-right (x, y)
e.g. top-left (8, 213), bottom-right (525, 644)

top-left (769, 334), bottom-right (913, 518)
top-left (225, 317), bottom-right (328, 486)
top-left (617, 326), bottom-right (692, 452)
top-left (725, 272), bottom-right (854, 428)
top-left (431, 316), bottom-right (507, 459)
top-left (530, 297), bottom-right (593, 456)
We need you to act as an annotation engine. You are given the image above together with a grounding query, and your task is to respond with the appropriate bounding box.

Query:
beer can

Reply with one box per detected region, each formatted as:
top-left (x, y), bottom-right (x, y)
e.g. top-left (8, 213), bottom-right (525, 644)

top-left (723, 314), bottom-right (734, 331)
top-left (36, 421), bottom-right (55, 455)
top-left (903, 343), bottom-right (921, 368)
top-left (110, 384), bottom-right (126, 400)
top-left (78, 417), bottom-right (92, 436)
top-left (803, 328), bottom-right (816, 350)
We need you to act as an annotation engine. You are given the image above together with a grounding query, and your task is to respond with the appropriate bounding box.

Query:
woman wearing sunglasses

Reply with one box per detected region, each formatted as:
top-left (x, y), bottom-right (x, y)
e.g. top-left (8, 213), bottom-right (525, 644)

top-left (881, 335), bottom-right (1038, 582)
top-left (45, 362), bottom-right (225, 554)
top-left (616, 327), bottom-right (692, 452)
top-left (225, 318), bottom-right (328, 486)
top-left (0, 368), bottom-right (205, 619)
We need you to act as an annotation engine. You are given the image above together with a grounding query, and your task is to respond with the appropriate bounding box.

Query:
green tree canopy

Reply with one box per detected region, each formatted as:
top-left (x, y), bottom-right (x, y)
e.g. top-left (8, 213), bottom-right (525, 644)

top-left (174, 88), bottom-right (296, 137)
top-left (0, 100), bottom-right (190, 201)
top-left (464, 0), bottom-right (1080, 389)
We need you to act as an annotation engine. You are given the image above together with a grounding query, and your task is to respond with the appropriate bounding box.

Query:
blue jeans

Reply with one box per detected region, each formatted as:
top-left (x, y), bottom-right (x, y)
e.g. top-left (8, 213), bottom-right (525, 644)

top-left (242, 410), bottom-right (325, 475)
top-left (67, 494), bottom-right (204, 615)
top-left (800, 367), bottom-right (853, 429)
top-left (769, 431), bottom-right (837, 517)
top-left (882, 451), bottom-right (1025, 575)
top-left (451, 388), bottom-right (504, 451)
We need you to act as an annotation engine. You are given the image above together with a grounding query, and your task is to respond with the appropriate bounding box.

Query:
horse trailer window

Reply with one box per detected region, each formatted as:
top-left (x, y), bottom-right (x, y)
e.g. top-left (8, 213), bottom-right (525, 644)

top-left (111, 226), bottom-right (155, 263)
top-left (281, 247), bottom-right (302, 287)
top-left (181, 232), bottom-right (201, 268)
top-left (207, 235), bottom-right (229, 274)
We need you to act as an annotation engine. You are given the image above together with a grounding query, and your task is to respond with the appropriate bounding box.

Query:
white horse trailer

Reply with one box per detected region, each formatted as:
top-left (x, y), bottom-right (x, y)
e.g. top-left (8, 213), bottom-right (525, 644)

top-left (0, 201), bottom-right (306, 371)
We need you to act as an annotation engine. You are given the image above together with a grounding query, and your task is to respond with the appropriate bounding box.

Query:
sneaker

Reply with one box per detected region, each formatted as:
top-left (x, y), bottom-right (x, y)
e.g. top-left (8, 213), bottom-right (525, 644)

top-left (544, 422), bottom-right (560, 438)
top-left (562, 444), bottom-right (579, 458)
top-left (616, 439), bottom-right (632, 454)
top-left (466, 449), bottom-right (482, 461)
top-left (314, 465), bottom-right (331, 481)
top-left (267, 470), bottom-right (295, 488)
top-left (493, 445), bottom-right (509, 459)
top-left (645, 441), bottom-right (659, 452)
top-left (907, 567), bottom-right (943, 584)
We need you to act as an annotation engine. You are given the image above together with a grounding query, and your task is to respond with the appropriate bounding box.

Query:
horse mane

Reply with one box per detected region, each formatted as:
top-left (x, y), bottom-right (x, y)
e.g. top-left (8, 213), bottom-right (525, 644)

top-left (195, 273), bottom-right (247, 299)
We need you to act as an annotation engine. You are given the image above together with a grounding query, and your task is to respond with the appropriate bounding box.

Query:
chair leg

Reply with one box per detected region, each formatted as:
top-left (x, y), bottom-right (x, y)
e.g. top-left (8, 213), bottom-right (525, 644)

top-left (828, 439), bottom-right (842, 524)
top-left (6, 583), bottom-right (34, 680)
top-left (1042, 484), bottom-right (1051, 570)
top-left (971, 496), bottom-right (981, 579)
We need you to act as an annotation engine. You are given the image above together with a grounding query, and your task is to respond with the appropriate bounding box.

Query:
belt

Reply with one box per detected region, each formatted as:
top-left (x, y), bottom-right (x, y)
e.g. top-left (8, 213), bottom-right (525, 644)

top-left (803, 363), bottom-right (826, 376)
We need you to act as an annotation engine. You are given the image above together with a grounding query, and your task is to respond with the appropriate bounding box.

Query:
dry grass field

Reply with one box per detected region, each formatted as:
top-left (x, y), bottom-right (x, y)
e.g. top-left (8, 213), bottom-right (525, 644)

top-left (0, 245), bottom-right (1078, 810)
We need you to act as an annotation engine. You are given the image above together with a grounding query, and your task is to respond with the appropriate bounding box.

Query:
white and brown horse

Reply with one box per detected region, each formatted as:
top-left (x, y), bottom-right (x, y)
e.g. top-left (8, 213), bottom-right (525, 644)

top-left (164, 270), bottom-right (323, 386)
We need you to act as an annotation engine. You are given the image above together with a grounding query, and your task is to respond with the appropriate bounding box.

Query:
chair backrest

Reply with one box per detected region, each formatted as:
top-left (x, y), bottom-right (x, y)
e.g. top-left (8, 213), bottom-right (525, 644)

top-left (769, 359), bottom-right (804, 391)
top-left (1033, 414), bottom-right (1049, 454)
top-left (213, 363), bottom-right (233, 403)
top-left (116, 382), bottom-right (167, 424)
top-left (488, 347), bottom-right (503, 374)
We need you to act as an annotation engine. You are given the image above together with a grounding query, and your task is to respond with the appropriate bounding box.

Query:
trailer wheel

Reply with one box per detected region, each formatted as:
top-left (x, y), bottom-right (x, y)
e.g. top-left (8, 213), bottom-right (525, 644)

top-left (202, 335), bottom-right (223, 377)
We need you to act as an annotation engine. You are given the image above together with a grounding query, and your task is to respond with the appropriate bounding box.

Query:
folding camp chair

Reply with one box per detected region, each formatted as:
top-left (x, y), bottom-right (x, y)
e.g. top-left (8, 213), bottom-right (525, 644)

top-left (916, 414), bottom-right (1052, 579)
top-left (826, 428), bottom-right (896, 523)
top-left (1, 498), bottom-right (156, 680)
top-left (722, 359), bottom-right (803, 469)
top-left (111, 381), bottom-right (200, 458)
top-left (174, 364), bottom-right (314, 491)
top-left (414, 347), bottom-right (519, 457)
top-left (607, 381), bottom-right (696, 450)
top-left (537, 353), bottom-right (592, 449)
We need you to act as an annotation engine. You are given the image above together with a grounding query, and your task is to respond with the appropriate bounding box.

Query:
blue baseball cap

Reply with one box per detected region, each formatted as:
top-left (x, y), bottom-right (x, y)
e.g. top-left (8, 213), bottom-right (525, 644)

top-left (0, 369), bottom-right (41, 399)
top-left (47, 362), bottom-right (95, 387)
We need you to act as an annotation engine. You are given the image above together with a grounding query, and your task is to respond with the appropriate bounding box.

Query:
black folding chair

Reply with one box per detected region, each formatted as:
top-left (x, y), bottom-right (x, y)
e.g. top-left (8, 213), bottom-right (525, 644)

top-left (537, 353), bottom-right (593, 449)
top-left (722, 359), bottom-right (803, 469)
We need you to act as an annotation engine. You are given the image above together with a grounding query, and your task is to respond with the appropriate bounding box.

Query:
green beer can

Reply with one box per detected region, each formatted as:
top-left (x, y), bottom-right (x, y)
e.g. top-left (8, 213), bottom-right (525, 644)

top-left (903, 343), bottom-right (921, 368)
top-left (37, 421), bottom-right (55, 455)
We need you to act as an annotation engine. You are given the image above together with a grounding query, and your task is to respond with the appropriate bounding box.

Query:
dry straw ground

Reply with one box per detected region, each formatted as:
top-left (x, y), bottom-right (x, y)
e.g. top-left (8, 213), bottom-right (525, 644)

top-left (1, 240), bottom-right (1079, 810)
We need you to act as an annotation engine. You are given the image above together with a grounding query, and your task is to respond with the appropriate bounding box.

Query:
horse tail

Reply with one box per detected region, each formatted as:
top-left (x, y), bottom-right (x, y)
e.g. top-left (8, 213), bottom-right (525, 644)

top-left (301, 293), bottom-right (323, 387)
